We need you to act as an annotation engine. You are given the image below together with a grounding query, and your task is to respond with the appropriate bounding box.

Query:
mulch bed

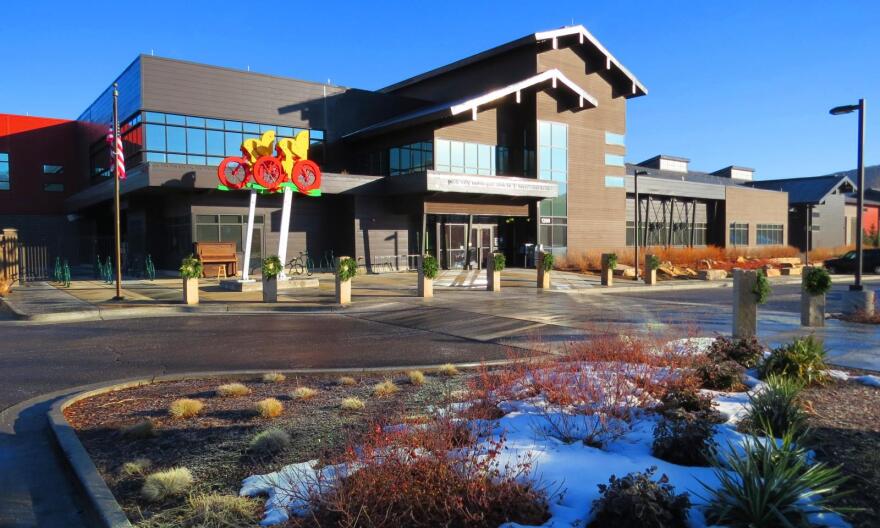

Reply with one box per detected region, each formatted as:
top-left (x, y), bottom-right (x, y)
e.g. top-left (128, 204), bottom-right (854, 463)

top-left (802, 371), bottom-right (880, 528)
top-left (64, 372), bottom-right (468, 526)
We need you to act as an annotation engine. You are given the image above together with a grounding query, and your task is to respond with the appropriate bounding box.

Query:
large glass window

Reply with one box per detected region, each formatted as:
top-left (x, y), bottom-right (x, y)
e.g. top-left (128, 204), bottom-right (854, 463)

top-left (389, 141), bottom-right (433, 176)
top-left (730, 223), bottom-right (749, 246)
top-left (605, 153), bottom-right (625, 167)
top-left (0, 152), bottom-right (9, 190)
top-left (538, 121), bottom-right (568, 252)
top-left (434, 139), bottom-right (496, 175)
top-left (756, 223), bottom-right (783, 245)
top-left (605, 131), bottom-right (626, 146)
top-left (194, 214), bottom-right (264, 252)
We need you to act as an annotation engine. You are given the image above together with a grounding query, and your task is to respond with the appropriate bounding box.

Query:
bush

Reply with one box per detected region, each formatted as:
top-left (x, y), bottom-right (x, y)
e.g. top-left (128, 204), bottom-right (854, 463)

top-left (702, 427), bottom-right (849, 527)
top-left (589, 467), bottom-right (690, 528)
top-left (121, 419), bottom-right (157, 438)
top-left (407, 370), bottom-right (426, 385)
top-left (291, 386), bottom-right (318, 400)
top-left (373, 380), bottom-right (399, 397)
top-left (753, 270), bottom-right (771, 304)
top-left (746, 375), bottom-right (806, 436)
top-left (760, 336), bottom-right (827, 385)
top-left (542, 252), bottom-right (555, 272)
top-left (122, 458), bottom-right (152, 476)
top-left (337, 376), bottom-right (358, 386)
top-left (185, 493), bottom-right (261, 528)
top-left (647, 254), bottom-right (661, 270)
top-left (262, 371), bottom-right (286, 383)
top-left (255, 398), bottom-right (284, 419)
top-left (606, 253), bottom-right (618, 270)
top-left (179, 255), bottom-right (203, 279)
top-left (493, 252), bottom-right (506, 272)
top-left (658, 385), bottom-right (717, 416)
top-left (708, 335), bottom-right (764, 368)
top-left (337, 256), bottom-right (358, 281)
top-left (697, 360), bottom-right (745, 391)
top-left (216, 382), bottom-right (251, 397)
top-left (169, 398), bottom-right (204, 419)
top-left (421, 255), bottom-right (439, 280)
top-left (652, 410), bottom-right (718, 466)
top-left (803, 267), bottom-right (832, 296)
top-left (261, 255), bottom-right (283, 279)
top-left (248, 427), bottom-right (290, 455)
top-left (339, 397), bottom-right (365, 411)
top-left (437, 363), bottom-right (459, 377)
top-left (141, 467), bottom-right (194, 502)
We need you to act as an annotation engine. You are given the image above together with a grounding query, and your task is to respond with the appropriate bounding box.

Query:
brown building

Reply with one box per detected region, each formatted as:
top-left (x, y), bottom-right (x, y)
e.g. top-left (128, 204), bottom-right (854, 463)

top-left (0, 25), bottom-right (789, 276)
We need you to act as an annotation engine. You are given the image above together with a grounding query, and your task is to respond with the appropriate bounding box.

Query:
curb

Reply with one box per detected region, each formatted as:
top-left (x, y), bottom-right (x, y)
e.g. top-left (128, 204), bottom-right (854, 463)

top-left (45, 361), bottom-right (515, 528)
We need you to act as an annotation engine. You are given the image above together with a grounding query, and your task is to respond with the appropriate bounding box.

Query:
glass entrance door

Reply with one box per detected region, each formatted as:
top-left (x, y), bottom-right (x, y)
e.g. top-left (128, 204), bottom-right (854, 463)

top-left (470, 225), bottom-right (495, 269)
top-left (442, 221), bottom-right (496, 270)
top-left (445, 224), bottom-right (467, 269)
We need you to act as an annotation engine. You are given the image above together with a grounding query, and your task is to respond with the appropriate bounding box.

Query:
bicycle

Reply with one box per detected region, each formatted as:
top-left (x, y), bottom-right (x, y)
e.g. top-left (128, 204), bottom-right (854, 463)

top-left (286, 251), bottom-right (313, 276)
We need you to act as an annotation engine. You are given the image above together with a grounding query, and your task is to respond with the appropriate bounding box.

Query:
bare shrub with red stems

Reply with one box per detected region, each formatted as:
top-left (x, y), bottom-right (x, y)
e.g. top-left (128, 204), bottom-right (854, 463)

top-left (285, 416), bottom-right (549, 528)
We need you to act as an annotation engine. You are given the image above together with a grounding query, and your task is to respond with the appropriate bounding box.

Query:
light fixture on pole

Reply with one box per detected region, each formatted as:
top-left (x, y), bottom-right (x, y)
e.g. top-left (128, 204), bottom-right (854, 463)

top-left (829, 99), bottom-right (866, 291)
top-left (633, 169), bottom-right (648, 280)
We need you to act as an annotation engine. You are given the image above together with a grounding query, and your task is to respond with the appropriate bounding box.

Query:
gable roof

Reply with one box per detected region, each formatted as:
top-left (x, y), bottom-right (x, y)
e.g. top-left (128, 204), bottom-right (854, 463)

top-left (748, 175), bottom-right (856, 205)
top-left (344, 69), bottom-right (597, 140)
top-left (381, 25), bottom-right (647, 98)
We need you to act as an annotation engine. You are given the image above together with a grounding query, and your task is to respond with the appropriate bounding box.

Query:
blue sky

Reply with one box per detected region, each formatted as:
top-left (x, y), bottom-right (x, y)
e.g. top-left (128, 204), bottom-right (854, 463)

top-left (1, 0), bottom-right (877, 179)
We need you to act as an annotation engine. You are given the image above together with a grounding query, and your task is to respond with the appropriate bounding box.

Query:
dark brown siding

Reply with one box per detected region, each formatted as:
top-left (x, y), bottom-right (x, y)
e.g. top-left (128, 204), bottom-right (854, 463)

top-left (354, 196), bottom-right (412, 268)
top-left (425, 201), bottom-right (528, 216)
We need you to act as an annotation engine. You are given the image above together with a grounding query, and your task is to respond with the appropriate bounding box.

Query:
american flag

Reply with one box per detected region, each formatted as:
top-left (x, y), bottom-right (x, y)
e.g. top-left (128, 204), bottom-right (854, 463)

top-left (106, 128), bottom-right (126, 180)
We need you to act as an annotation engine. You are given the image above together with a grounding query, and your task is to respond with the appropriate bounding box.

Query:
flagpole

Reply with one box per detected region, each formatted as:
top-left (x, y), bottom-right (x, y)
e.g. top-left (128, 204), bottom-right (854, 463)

top-left (112, 83), bottom-right (123, 300)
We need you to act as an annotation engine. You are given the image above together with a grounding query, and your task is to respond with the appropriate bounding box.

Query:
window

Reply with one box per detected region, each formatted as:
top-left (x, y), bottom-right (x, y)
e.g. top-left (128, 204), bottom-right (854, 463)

top-left (194, 214), bottom-right (264, 252)
top-left (43, 164), bottom-right (64, 175)
top-left (538, 121), bottom-right (568, 251)
top-left (756, 223), bottom-right (783, 245)
top-left (388, 141), bottom-right (433, 176)
top-left (0, 153), bottom-right (9, 190)
top-left (605, 131), bottom-right (625, 146)
top-left (604, 175), bottom-right (625, 188)
top-left (730, 223), bottom-right (749, 246)
top-left (434, 139), bottom-right (495, 175)
top-left (605, 153), bottom-right (625, 167)
top-left (44, 183), bottom-right (64, 192)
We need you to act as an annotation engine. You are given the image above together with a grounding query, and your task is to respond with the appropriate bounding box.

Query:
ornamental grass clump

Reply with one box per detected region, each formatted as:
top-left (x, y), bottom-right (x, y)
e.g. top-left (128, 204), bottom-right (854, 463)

top-left (337, 376), bottom-right (358, 386)
top-left (262, 371), bottom-right (286, 383)
top-left (652, 410), bottom-right (718, 467)
top-left (589, 466), bottom-right (690, 528)
top-left (179, 254), bottom-right (203, 279)
top-left (407, 370), bottom-right (426, 385)
top-left (122, 458), bottom-right (152, 476)
top-left (141, 467), bottom-right (194, 502)
top-left (121, 419), bottom-right (157, 439)
top-left (339, 397), bottom-right (365, 411)
top-left (372, 380), bottom-right (399, 397)
top-left (261, 255), bottom-right (283, 279)
top-left (707, 335), bottom-right (765, 369)
top-left (248, 427), bottom-right (291, 456)
top-left (421, 254), bottom-right (439, 279)
top-left (255, 398), bottom-right (284, 419)
top-left (216, 382), bottom-right (251, 397)
top-left (803, 266), bottom-right (832, 296)
top-left (745, 374), bottom-right (806, 436)
top-left (185, 493), bottom-right (262, 527)
top-left (291, 386), bottom-right (318, 400)
top-left (701, 425), bottom-right (850, 528)
top-left (760, 335), bottom-right (828, 386)
top-left (169, 398), bottom-right (204, 419)
top-left (437, 363), bottom-right (460, 377)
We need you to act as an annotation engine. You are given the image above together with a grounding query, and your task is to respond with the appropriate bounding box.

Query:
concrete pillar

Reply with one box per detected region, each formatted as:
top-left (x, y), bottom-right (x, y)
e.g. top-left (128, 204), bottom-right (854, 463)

top-left (733, 269), bottom-right (758, 338)
top-left (841, 289), bottom-right (875, 317)
top-left (486, 252), bottom-right (501, 292)
top-left (601, 253), bottom-right (614, 287)
top-left (800, 267), bottom-right (825, 327)
top-left (262, 276), bottom-right (278, 303)
top-left (417, 255), bottom-right (433, 298)
top-left (537, 251), bottom-right (551, 289)
top-left (182, 277), bottom-right (199, 305)
top-left (644, 253), bottom-right (657, 286)
top-left (336, 256), bottom-right (353, 305)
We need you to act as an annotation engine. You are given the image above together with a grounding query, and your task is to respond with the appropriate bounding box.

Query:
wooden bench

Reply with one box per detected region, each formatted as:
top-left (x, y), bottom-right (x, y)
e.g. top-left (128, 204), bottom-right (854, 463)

top-left (194, 242), bottom-right (238, 279)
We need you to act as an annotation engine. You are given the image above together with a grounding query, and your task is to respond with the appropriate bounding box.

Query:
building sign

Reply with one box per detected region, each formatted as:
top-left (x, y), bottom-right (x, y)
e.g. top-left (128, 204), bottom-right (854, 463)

top-left (426, 171), bottom-right (558, 198)
top-left (216, 130), bottom-right (321, 196)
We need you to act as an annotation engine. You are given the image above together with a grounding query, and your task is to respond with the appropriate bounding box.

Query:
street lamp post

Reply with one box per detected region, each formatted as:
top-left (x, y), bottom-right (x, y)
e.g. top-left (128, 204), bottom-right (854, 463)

top-left (633, 169), bottom-right (648, 280)
top-left (830, 99), bottom-right (866, 291)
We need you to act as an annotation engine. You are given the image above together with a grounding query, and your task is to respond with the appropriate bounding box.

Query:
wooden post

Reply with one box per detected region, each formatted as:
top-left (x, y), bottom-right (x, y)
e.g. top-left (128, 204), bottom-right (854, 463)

top-left (733, 269), bottom-right (758, 338)
top-left (601, 253), bottom-right (614, 287)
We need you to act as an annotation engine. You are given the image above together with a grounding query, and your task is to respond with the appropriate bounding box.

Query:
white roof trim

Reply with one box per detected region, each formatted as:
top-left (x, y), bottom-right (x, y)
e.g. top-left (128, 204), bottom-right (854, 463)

top-left (535, 25), bottom-right (648, 95)
top-left (450, 69), bottom-right (597, 116)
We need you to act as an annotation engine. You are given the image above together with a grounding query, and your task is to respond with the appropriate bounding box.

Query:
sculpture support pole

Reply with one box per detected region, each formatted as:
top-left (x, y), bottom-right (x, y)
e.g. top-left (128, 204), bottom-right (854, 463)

top-left (277, 186), bottom-right (293, 280)
top-left (242, 189), bottom-right (257, 280)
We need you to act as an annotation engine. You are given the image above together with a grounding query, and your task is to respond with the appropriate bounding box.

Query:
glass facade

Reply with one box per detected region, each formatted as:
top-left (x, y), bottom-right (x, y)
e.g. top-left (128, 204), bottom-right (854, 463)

top-left (626, 222), bottom-right (707, 247)
top-left (194, 214), bottom-right (264, 256)
top-left (0, 153), bottom-right (8, 190)
top-left (538, 121), bottom-right (568, 252)
top-left (389, 141), bottom-right (433, 176)
top-left (756, 223), bottom-right (783, 245)
top-left (729, 223), bottom-right (749, 246)
top-left (434, 139), bottom-right (498, 175)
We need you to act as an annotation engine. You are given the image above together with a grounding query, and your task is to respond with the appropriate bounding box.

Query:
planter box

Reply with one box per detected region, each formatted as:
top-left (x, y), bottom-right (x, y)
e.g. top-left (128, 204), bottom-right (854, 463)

top-left (537, 267), bottom-right (551, 289)
top-left (336, 276), bottom-right (352, 305)
top-left (732, 269), bottom-right (758, 338)
top-left (182, 277), bottom-right (199, 305)
top-left (600, 254), bottom-right (614, 287)
top-left (644, 269), bottom-right (657, 286)
top-left (418, 275), bottom-right (433, 298)
top-left (486, 253), bottom-right (501, 292)
top-left (262, 277), bottom-right (278, 303)
top-left (801, 292), bottom-right (825, 327)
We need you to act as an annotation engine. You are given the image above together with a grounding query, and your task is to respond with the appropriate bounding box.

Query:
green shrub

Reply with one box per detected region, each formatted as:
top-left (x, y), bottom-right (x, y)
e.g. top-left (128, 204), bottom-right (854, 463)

top-left (248, 427), bottom-right (291, 456)
top-left (542, 252), bottom-right (555, 272)
top-left (753, 270), bottom-right (771, 304)
top-left (179, 255), bottom-right (203, 279)
top-left (803, 267), bottom-right (832, 296)
top-left (708, 335), bottom-right (765, 368)
top-left (702, 426), bottom-right (849, 527)
top-left (493, 253), bottom-right (506, 272)
top-left (647, 254), bottom-right (661, 270)
top-left (421, 254), bottom-right (439, 279)
top-left (652, 410), bottom-right (718, 466)
top-left (590, 466), bottom-right (690, 528)
top-left (337, 257), bottom-right (358, 281)
top-left (760, 336), bottom-right (827, 385)
top-left (697, 360), bottom-right (745, 391)
top-left (746, 375), bottom-right (806, 436)
top-left (605, 253), bottom-right (618, 270)
top-left (261, 255), bottom-right (282, 279)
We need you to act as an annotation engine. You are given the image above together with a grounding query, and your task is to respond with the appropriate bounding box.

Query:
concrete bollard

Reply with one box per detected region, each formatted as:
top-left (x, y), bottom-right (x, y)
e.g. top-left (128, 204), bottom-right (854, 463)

top-left (644, 254), bottom-right (657, 286)
top-left (537, 251), bottom-right (551, 289)
top-left (486, 253), bottom-right (502, 292)
top-left (800, 267), bottom-right (825, 327)
top-left (600, 253), bottom-right (615, 287)
top-left (732, 269), bottom-right (758, 338)
top-left (262, 276), bottom-right (278, 303)
top-left (182, 277), bottom-right (199, 305)
top-left (335, 256), bottom-right (353, 305)
top-left (417, 255), bottom-right (433, 298)
top-left (841, 288), bottom-right (875, 317)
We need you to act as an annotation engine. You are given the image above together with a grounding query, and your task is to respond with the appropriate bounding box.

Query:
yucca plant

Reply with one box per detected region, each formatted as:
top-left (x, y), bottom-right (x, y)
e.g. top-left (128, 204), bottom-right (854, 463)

top-left (746, 375), bottom-right (806, 436)
top-left (701, 423), bottom-right (851, 527)
top-left (760, 336), bottom-right (827, 386)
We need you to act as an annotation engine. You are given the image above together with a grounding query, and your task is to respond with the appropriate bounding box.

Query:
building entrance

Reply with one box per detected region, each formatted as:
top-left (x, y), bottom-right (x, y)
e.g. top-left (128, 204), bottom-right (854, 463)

top-left (442, 224), bottom-right (496, 269)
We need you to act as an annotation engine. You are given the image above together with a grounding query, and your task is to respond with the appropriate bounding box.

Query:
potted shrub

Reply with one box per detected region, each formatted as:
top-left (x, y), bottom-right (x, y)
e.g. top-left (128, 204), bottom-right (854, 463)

top-left (179, 255), bottom-right (202, 305)
top-left (261, 255), bottom-right (282, 303)
top-left (487, 252), bottom-right (505, 292)
top-left (732, 269), bottom-right (771, 338)
top-left (537, 251), bottom-right (554, 289)
top-left (601, 253), bottom-right (617, 286)
top-left (801, 266), bottom-right (831, 327)
top-left (336, 256), bottom-right (357, 305)
top-left (418, 254), bottom-right (439, 298)
top-left (645, 254), bottom-right (660, 286)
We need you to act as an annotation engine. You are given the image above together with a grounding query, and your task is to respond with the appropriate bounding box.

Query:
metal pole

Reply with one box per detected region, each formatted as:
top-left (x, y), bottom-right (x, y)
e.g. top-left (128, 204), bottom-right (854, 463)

top-left (242, 190), bottom-right (257, 281)
top-left (112, 83), bottom-right (123, 300)
top-left (853, 98), bottom-right (866, 290)
top-left (634, 171), bottom-right (639, 279)
top-left (277, 186), bottom-right (293, 280)
top-left (805, 205), bottom-right (811, 266)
